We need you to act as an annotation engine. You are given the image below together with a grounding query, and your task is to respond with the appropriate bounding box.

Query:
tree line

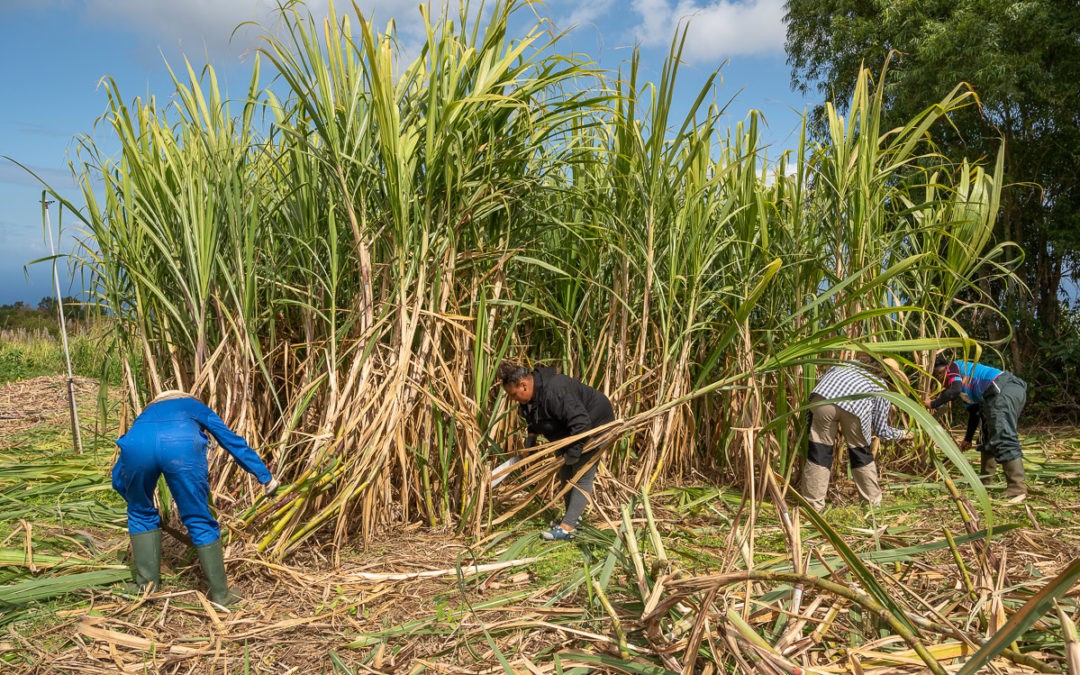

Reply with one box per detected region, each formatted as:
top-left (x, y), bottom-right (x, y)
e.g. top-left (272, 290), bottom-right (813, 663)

top-left (785, 0), bottom-right (1080, 420)
top-left (0, 297), bottom-right (93, 337)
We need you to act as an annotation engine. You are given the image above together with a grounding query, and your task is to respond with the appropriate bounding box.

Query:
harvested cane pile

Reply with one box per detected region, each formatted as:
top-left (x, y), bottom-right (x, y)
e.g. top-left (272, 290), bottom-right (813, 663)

top-left (2, 377), bottom-right (1080, 673)
top-left (6, 482), bottom-right (1079, 674)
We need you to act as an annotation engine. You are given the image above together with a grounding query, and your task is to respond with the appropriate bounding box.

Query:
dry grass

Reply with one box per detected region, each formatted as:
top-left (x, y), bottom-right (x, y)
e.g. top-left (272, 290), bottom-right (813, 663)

top-left (0, 375), bottom-right (99, 439)
top-left (1, 378), bottom-right (1078, 674)
top-left (3, 526), bottom-right (593, 673)
top-left (5, 512), bottom-right (1077, 674)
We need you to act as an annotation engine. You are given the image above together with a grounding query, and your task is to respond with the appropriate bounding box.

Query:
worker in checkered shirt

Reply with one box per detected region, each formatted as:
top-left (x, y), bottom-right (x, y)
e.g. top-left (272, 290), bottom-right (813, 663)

top-left (799, 359), bottom-right (911, 511)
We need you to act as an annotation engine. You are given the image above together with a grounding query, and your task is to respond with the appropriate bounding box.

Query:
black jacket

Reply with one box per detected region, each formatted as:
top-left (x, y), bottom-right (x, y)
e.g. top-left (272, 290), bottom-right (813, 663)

top-left (518, 366), bottom-right (615, 465)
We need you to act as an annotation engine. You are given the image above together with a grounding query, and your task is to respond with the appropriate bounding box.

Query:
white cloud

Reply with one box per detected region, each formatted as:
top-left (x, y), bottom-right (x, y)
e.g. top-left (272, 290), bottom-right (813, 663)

top-left (0, 157), bottom-right (74, 191)
top-left (75, 1), bottom-right (432, 65)
top-left (631, 0), bottom-right (786, 62)
top-left (555, 0), bottom-right (616, 31)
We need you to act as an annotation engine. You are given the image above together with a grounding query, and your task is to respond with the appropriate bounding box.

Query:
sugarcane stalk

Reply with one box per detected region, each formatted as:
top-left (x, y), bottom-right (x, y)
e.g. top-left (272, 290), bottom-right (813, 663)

top-left (1055, 599), bottom-right (1079, 674)
top-left (647, 570), bottom-right (948, 675)
top-left (642, 490), bottom-right (668, 566)
top-left (621, 504), bottom-right (650, 599)
top-left (942, 526), bottom-right (977, 603)
top-left (591, 577), bottom-right (629, 660)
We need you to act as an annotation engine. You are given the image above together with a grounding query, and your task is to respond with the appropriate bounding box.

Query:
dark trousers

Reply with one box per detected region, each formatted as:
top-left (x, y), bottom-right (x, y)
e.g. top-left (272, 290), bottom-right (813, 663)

top-left (981, 372), bottom-right (1027, 464)
top-left (558, 450), bottom-right (599, 528)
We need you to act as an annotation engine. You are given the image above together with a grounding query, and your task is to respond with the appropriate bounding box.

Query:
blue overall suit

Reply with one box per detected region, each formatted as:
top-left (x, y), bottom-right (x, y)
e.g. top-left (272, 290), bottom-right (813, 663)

top-left (112, 395), bottom-right (273, 546)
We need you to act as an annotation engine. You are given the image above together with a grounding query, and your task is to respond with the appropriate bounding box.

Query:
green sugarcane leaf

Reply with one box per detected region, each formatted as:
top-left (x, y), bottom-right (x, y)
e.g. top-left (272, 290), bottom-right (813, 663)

top-left (791, 487), bottom-right (921, 635)
top-left (557, 651), bottom-right (678, 675)
top-left (0, 568), bottom-right (129, 607)
top-left (957, 558), bottom-right (1080, 675)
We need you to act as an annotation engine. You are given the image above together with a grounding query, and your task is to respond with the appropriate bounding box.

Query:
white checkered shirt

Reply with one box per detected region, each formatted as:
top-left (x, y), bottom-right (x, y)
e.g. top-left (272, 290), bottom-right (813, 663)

top-left (812, 364), bottom-right (906, 442)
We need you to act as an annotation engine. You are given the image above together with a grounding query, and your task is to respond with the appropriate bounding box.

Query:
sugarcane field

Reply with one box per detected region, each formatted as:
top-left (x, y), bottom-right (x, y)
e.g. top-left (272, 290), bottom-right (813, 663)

top-left (1, 0), bottom-right (1079, 673)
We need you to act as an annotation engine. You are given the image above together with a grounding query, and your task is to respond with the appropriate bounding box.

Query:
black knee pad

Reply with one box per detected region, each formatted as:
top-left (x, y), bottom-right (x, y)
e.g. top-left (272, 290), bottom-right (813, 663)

top-left (848, 445), bottom-right (874, 469)
top-left (807, 442), bottom-right (834, 468)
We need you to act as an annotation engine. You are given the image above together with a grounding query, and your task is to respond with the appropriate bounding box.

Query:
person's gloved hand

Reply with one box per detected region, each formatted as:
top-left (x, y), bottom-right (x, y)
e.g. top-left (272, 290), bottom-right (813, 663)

top-left (262, 477), bottom-right (280, 497)
top-left (563, 446), bottom-right (581, 466)
top-left (958, 439), bottom-right (972, 452)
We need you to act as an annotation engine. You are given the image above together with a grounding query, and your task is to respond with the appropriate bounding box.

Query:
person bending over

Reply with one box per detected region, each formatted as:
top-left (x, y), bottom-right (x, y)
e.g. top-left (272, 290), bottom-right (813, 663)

top-left (800, 359), bottom-right (909, 512)
top-left (112, 390), bottom-right (278, 605)
top-left (925, 355), bottom-right (1028, 498)
top-left (497, 361), bottom-right (615, 541)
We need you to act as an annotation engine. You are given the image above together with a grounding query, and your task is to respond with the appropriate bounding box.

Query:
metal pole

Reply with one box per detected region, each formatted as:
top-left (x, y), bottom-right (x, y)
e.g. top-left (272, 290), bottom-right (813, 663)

top-left (41, 192), bottom-right (83, 453)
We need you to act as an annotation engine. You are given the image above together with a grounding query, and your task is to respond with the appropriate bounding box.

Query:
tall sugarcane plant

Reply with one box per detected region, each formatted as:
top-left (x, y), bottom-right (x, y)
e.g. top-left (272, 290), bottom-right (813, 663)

top-left (52, 0), bottom-right (1012, 558)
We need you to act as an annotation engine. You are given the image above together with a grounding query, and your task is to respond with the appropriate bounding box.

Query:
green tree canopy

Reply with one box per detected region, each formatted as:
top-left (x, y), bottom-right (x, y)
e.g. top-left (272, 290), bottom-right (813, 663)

top-left (785, 0), bottom-right (1080, 371)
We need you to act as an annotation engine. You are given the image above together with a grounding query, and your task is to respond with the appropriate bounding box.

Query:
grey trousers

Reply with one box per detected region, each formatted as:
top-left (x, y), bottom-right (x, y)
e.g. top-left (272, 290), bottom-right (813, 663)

top-left (558, 451), bottom-right (599, 528)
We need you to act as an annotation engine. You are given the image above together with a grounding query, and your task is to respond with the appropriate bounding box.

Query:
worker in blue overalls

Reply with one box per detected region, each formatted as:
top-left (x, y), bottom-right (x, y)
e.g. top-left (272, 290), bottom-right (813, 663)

top-left (112, 391), bottom-right (278, 605)
top-left (925, 355), bottom-right (1028, 499)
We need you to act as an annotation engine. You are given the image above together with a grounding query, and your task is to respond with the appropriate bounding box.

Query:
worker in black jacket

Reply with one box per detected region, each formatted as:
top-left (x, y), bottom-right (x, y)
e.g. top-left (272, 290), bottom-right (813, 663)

top-left (497, 361), bottom-right (615, 540)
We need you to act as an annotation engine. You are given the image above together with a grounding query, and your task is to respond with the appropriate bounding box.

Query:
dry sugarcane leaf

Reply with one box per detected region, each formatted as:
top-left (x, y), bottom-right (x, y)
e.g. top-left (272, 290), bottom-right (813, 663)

top-left (851, 640), bottom-right (975, 666)
top-left (77, 617), bottom-right (206, 656)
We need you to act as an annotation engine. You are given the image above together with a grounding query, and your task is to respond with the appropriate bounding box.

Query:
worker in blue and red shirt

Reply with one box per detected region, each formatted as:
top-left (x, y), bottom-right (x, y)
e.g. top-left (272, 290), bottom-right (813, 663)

top-left (924, 355), bottom-right (1028, 498)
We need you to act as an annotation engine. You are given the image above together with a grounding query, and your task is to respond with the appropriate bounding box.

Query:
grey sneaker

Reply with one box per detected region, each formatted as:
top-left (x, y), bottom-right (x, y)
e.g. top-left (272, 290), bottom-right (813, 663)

top-left (540, 527), bottom-right (574, 541)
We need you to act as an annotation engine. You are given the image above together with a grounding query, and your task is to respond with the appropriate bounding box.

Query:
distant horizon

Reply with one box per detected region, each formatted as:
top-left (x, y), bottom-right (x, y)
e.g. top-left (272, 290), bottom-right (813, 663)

top-left (1, 292), bottom-right (88, 309)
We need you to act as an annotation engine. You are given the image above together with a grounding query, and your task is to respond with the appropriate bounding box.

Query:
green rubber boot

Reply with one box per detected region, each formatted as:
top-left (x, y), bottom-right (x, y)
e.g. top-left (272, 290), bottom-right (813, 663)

top-left (1001, 459), bottom-right (1027, 499)
top-left (979, 454), bottom-right (998, 486)
top-left (128, 529), bottom-right (161, 593)
top-left (195, 539), bottom-right (240, 606)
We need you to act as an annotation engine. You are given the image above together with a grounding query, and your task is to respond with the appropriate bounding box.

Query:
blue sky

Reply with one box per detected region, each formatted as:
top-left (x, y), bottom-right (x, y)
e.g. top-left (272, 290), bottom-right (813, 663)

top-left (0, 0), bottom-right (811, 307)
